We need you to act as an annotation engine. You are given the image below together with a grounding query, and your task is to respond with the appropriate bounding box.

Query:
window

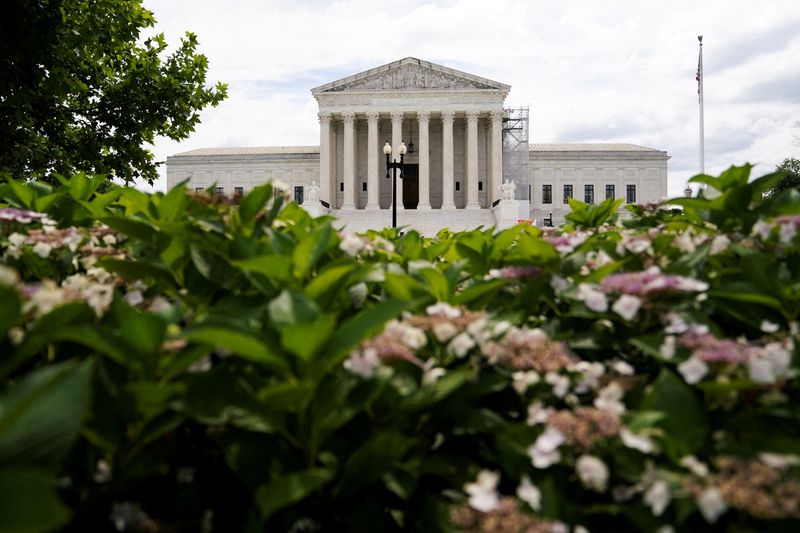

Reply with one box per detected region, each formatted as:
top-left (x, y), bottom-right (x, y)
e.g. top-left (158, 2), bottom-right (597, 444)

top-left (626, 184), bottom-right (636, 203)
top-left (362, 182), bottom-right (367, 192)
top-left (214, 186), bottom-right (224, 195)
top-left (234, 186), bottom-right (244, 195)
top-left (563, 184), bottom-right (573, 203)
top-left (542, 184), bottom-right (552, 204)
top-left (294, 186), bottom-right (304, 204)
top-left (605, 184), bottom-right (615, 200)
top-left (456, 181), bottom-right (461, 191)
top-left (478, 181), bottom-right (483, 191)
top-left (195, 187), bottom-right (204, 192)
top-left (584, 184), bottom-right (594, 204)
top-left (340, 182), bottom-right (344, 192)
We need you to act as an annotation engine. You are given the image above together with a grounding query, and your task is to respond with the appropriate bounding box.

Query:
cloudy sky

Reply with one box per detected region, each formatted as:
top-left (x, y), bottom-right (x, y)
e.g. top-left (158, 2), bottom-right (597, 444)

top-left (141, 0), bottom-right (800, 197)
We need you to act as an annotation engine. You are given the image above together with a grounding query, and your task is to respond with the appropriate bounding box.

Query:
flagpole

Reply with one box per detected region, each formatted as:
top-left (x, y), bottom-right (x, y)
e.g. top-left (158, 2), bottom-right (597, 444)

top-left (698, 35), bottom-right (705, 177)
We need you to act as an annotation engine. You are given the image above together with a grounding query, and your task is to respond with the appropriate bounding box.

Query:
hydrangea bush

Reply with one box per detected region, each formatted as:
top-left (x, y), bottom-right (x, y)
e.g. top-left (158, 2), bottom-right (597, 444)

top-left (1, 165), bottom-right (799, 532)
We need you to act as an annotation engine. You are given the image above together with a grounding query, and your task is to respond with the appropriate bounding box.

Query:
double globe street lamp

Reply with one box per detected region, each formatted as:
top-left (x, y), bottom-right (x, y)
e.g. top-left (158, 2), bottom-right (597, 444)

top-left (383, 140), bottom-right (407, 229)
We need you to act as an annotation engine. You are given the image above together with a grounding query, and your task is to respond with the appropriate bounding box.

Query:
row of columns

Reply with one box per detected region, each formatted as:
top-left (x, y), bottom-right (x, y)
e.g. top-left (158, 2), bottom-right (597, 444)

top-left (318, 110), bottom-right (504, 210)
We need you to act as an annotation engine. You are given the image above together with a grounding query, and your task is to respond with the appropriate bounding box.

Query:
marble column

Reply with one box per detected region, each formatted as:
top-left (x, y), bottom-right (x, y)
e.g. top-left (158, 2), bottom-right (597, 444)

top-left (490, 110), bottom-right (504, 205)
top-left (342, 112), bottom-right (355, 209)
top-left (390, 111), bottom-right (404, 208)
top-left (466, 110), bottom-right (480, 209)
top-left (318, 112), bottom-right (332, 207)
top-left (441, 111), bottom-right (455, 209)
top-left (417, 111), bottom-right (431, 209)
top-left (366, 112), bottom-right (379, 209)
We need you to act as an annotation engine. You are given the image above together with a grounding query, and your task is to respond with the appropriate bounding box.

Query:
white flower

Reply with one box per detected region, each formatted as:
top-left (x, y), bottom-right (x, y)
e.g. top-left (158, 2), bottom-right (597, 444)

top-left (492, 320), bottom-right (512, 337)
top-left (343, 348), bottom-right (381, 378)
top-left (678, 356), bottom-right (708, 384)
top-left (512, 370), bottom-right (541, 394)
top-left (32, 241), bottom-right (53, 258)
top-left (576, 455), bottom-right (609, 492)
top-left (758, 452), bottom-right (800, 469)
top-left (752, 220), bottom-right (771, 239)
top-left (659, 335), bottom-right (677, 360)
top-left (644, 480), bottom-right (671, 516)
top-left (432, 321), bottom-right (459, 342)
top-left (550, 276), bottom-right (569, 292)
top-left (748, 357), bottom-right (776, 384)
top-left (448, 332), bottom-right (475, 358)
top-left (620, 428), bottom-right (655, 454)
top-left (398, 323), bottom-right (427, 350)
top-left (516, 475), bottom-right (542, 511)
top-left (748, 343), bottom-right (791, 384)
top-left (612, 294), bottom-right (642, 321)
top-left (709, 235), bottom-right (730, 255)
top-left (779, 221), bottom-right (797, 244)
top-left (348, 282), bottom-right (368, 307)
top-left (8, 326), bottom-right (25, 346)
top-left (655, 527), bottom-right (675, 533)
top-left (85, 284), bottom-right (114, 316)
top-left (102, 234), bottom-right (117, 246)
top-left (673, 233), bottom-right (696, 253)
top-left (87, 266), bottom-right (112, 283)
top-left (679, 455), bottom-right (709, 477)
top-left (572, 361), bottom-right (605, 393)
top-left (426, 302), bottom-right (461, 319)
top-left (24, 281), bottom-right (65, 316)
top-left (64, 232), bottom-right (83, 252)
top-left (123, 290), bottom-right (144, 306)
top-left (271, 179), bottom-right (289, 192)
top-left (545, 372), bottom-right (570, 398)
top-left (339, 233), bottom-right (365, 257)
top-left (612, 360), bottom-right (635, 375)
top-left (0, 265), bottom-right (19, 286)
top-left (528, 425), bottom-right (565, 468)
top-left (466, 317), bottom-right (490, 344)
top-left (464, 470), bottom-right (500, 512)
top-left (594, 382), bottom-right (626, 415)
top-left (577, 283), bottom-right (608, 312)
top-left (526, 401), bottom-right (551, 426)
top-left (664, 313), bottom-right (689, 334)
top-left (697, 487), bottom-right (727, 523)
top-left (760, 320), bottom-right (779, 333)
top-left (422, 366), bottom-right (446, 385)
top-left (8, 233), bottom-right (26, 247)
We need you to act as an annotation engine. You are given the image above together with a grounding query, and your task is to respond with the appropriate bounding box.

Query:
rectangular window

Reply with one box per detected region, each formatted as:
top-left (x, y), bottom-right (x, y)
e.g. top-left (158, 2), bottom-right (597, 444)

top-left (605, 184), bottom-right (615, 200)
top-left (563, 184), bottom-right (573, 203)
top-left (294, 186), bottom-right (304, 204)
top-left (340, 182), bottom-right (344, 192)
top-left (626, 184), bottom-right (636, 203)
top-left (362, 182), bottom-right (367, 192)
top-left (584, 184), bottom-right (594, 204)
top-left (478, 181), bottom-right (483, 191)
top-left (195, 187), bottom-right (204, 192)
top-left (542, 184), bottom-right (552, 204)
top-left (234, 186), bottom-right (244, 195)
top-left (214, 186), bottom-right (223, 195)
top-left (456, 181), bottom-right (461, 191)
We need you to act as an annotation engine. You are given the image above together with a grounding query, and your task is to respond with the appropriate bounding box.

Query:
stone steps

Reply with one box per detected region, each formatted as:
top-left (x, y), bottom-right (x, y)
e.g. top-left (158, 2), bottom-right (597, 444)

top-left (331, 208), bottom-right (498, 236)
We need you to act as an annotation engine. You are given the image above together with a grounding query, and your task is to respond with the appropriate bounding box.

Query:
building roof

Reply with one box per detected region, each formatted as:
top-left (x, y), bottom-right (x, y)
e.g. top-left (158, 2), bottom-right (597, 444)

top-left (171, 146), bottom-right (320, 157)
top-left (529, 143), bottom-right (663, 152)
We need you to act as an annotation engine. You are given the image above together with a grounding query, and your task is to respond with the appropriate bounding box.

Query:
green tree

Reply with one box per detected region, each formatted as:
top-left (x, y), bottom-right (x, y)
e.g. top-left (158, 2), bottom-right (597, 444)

top-left (0, 0), bottom-right (227, 185)
top-left (768, 157), bottom-right (800, 196)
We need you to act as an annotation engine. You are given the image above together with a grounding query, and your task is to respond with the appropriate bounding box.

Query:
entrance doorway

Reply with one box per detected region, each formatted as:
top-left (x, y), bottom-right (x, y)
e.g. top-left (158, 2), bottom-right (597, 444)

top-left (403, 164), bottom-right (419, 209)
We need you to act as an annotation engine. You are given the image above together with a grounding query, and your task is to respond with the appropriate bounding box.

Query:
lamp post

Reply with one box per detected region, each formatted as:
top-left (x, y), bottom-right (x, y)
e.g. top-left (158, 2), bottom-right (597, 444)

top-left (384, 141), bottom-right (406, 228)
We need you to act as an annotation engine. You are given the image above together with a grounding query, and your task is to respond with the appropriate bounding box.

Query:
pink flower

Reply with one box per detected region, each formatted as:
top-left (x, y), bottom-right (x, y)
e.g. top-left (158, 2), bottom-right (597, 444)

top-left (601, 267), bottom-right (708, 297)
top-left (0, 208), bottom-right (46, 224)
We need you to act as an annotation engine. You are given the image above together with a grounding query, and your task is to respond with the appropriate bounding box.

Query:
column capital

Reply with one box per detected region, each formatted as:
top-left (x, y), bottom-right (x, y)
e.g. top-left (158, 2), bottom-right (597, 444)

top-left (318, 112), bottom-right (332, 125)
top-left (440, 110), bottom-right (455, 125)
top-left (342, 111), bottom-right (355, 124)
top-left (417, 110), bottom-right (431, 123)
top-left (366, 111), bottom-right (379, 123)
top-left (490, 110), bottom-right (504, 123)
top-left (466, 110), bottom-right (480, 124)
top-left (390, 111), bottom-right (404, 124)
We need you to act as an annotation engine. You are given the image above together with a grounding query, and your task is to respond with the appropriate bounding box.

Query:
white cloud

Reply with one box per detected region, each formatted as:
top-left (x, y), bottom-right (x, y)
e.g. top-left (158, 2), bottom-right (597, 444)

top-left (140, 0), bottom-right (800, 195)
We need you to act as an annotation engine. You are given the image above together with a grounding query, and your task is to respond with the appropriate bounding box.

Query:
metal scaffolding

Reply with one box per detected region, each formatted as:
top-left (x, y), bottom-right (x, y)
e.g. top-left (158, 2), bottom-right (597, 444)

top-left (502, 107), bottom-right (530, 201)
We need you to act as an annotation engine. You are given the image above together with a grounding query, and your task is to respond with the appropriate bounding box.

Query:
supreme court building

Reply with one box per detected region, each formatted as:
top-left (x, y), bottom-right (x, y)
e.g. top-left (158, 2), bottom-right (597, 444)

top-left (167, 58), bottom-right (669, 234)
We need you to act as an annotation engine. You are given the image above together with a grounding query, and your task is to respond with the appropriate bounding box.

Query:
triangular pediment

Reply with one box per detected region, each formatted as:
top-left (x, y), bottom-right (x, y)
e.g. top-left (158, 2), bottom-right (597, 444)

top-left (311, 57), bottom-right (510, 94)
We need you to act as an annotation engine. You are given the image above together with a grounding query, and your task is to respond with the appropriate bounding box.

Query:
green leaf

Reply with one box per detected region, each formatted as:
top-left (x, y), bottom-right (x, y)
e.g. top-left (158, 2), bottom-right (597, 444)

top-left (0, 467), bottom-right (70, 533)
top-left (255, 468), bottom-right (333, 519)
top-left (111, 297), bottom-right (166, 357)
top-left (304, 264), bottom-right (356, 302)
top-left (6, 179), bottom-right (35, 209)
top-left (0, 286), bottom-right (21, 340)
top-left (101, 215), bottom-right (160, 245)
top-left (184, 326), bottom-right (288, 373)
top-left (641, 369), bottom-right (708, 459)
top-left (280, 314), bottom-right (337, 360)
top-left (293, 223), bottom-right (333, 278)
top-left (688, 174), bottom-right (721, 190)
top-left (335, 431), bottom-right (415, 497)
top-left (268, 289), bottom-right (321, 327)
top-left (452, 279), bottom-right (507, 305)
top-left (239, 183), bottom-right (273, 222)
top-left (233, 255), bottom-right (292, 283)
top-left (0, 360), bottom-right (93, 469)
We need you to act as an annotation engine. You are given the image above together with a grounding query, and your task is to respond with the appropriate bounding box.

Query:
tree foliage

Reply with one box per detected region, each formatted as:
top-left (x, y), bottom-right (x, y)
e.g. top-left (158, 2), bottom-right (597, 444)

top-left (0, 0), bottom-right (227, 185)
top-left (767, 157), bottom-right (800, 196)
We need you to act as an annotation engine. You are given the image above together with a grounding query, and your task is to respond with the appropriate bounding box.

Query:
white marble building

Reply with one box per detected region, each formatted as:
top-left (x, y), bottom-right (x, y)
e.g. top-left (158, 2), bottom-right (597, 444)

top-left (167, 58), bottom-right (669, 233)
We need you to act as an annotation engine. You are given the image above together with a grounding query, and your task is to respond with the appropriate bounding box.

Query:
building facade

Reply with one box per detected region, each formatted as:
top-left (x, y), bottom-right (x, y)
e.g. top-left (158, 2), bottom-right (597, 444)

top-left (167, 58), bottom-right (669, 233)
